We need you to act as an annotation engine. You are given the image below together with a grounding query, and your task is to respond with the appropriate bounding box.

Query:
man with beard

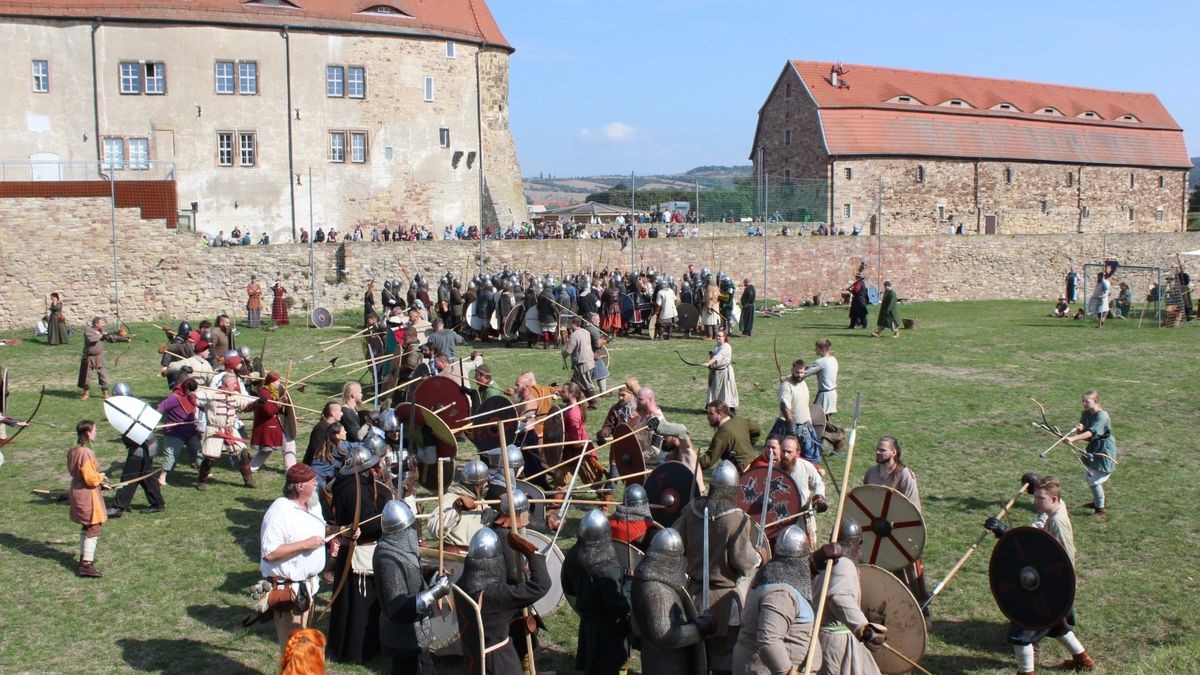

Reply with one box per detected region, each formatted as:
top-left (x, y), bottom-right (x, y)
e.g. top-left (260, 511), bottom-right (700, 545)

top-left (326, 445), bottom-right (391, 664)
top-left (631, 528), bottom-right (716, 675)
top-left (210, 314), bottom-right (236, 367)
top-left (748, 436), bottom-right (828, 542)
top-left (675, 460), bottom-right (763, 674)
top-left (456, 527), bottom-right (551, 675)
top-left (426, 459), bottom-right (491, 548)
top-left (862, 436), bottom-right (929, 609)
top-left (597, 378), bottom-right (638, 445)
top-left (374, 499), bottom-right (452, 675)
top-left (609, 483), bottom-right (655, 549)
top-left (814, 518), bottom-right (887, 675)
top-left (561, 316), bottom-right (596, 406)
top-left (562, 509), bottom-right (632, 675)
top-left (702, 401), bottom-right (761, 472)
top-left (777, 359), bottom-right (821, 466)
top-left (733, 525), bottom-right (820, 674)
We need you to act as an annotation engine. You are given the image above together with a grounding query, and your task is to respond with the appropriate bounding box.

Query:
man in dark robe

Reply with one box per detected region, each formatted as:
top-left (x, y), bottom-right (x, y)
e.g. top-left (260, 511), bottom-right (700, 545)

top-left (562, 509), bottom-right (632, 675)
top-left (873, 280), bottom-right (901, 338)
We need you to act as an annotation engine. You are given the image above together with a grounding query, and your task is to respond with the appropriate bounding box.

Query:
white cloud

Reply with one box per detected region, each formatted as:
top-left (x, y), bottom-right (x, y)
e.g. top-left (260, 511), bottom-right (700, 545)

top-left (578, 122), bottom-right (638, 142)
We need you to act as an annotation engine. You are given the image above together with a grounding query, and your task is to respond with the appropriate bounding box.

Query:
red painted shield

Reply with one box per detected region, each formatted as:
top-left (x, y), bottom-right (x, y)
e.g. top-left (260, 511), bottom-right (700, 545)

top-left (411, 376), bottom-right (471, 431)
top-left (645, 460), bottom-right (697, 527)
top-left (845, 485), bottom-right (926, 572)
top-left (611, 422), bottom-right (647, 484)
top-left (736, 466), bottom-right (803, 541)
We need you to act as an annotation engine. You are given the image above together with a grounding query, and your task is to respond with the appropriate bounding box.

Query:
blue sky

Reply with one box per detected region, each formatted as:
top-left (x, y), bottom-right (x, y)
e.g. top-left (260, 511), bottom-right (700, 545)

top-left (489, 0), bottom-right (1198, 178)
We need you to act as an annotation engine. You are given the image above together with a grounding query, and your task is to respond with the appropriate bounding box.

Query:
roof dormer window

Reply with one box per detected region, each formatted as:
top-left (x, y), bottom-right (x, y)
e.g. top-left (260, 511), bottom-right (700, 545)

top-left (1117, 114), bottom-right (1140, 123)
top-left (939, 99), bottom-right (971, 108)
top-left (1076, 111), bottom-right (1102, 119)
top-left (991, 102), bottom-right (1021, 112)
top-left (244, 0), bottom-right (300, 8)
top-left (886, 94), bottom-right (922, 105)
top-left (1036, 107), bottom-right (1064, 116)
top-left (359, 4), bottom-right (412, 17)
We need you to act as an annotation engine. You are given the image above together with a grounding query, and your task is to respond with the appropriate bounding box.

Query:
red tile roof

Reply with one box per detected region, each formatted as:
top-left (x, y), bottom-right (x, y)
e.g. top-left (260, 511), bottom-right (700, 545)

top-left (0, 0), bottom-right (511, 49)
top-left (790, 61), bottom-right (1189, 168)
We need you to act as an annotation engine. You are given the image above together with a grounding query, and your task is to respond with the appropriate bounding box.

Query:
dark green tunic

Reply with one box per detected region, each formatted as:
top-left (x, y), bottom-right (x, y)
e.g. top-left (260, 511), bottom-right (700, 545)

top-left (48, 302), bottom-right (67, 345)
top-left (561, 545), bottom-right (631, 675)
top-left (876, 288), bottom-right (900, 331)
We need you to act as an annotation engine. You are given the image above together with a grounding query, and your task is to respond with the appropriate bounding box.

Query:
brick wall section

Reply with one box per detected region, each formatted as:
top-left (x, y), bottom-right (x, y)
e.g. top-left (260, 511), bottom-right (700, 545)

top-left (3, 194), bottom-right (1198, 330)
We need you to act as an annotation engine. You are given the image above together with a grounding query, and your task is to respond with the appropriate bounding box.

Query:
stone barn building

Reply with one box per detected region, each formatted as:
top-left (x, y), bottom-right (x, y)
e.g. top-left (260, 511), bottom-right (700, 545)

top-left (0, 0), bottom-right (525, 241)
top-left (751, 61), bottom-right (1191, 235)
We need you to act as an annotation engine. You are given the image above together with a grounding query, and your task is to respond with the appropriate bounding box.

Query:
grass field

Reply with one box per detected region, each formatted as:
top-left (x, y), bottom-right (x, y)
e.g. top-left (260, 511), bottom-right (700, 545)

top-left (1, 300), bottom-right (1198, 674)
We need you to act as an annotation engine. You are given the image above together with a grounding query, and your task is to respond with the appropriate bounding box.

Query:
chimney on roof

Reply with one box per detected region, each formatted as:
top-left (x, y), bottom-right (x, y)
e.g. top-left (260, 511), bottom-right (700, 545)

top-left (830, 63), bottom-right (850, 89)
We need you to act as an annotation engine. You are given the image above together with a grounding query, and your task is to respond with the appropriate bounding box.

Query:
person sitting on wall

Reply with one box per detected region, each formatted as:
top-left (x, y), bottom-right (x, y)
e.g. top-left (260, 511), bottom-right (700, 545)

top-left (1049, 297), bottom-right (1071, 318)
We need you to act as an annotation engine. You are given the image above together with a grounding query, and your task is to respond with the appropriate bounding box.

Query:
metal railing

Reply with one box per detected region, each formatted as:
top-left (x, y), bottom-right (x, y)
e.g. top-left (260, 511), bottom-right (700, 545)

top-left (0, 160), bottom-right (176, 182)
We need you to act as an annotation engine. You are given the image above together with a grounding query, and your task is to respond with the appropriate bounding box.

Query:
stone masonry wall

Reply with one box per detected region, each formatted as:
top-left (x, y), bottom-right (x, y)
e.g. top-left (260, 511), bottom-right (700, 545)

top-left (3, 194), bottom-right (1197, 330)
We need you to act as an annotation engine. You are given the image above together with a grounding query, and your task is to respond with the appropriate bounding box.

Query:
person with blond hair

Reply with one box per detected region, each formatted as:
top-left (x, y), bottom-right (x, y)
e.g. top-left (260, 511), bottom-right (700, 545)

top-left (1065, 390), bottom-right (1117, 517)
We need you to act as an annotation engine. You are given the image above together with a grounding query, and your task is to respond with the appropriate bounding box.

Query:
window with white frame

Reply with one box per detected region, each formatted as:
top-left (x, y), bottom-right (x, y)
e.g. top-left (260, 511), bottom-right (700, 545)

top-left (1156, 207), bottom-right (1164, 222)
top-left (329, 131), bottom-right (346, 162)
top-left (128, 137), bottom-right (150, 170)
top-left (239, 61), bottom-right (258, 95)
top-left (32, 60), bottom-right (49, 93)
top-left (350, 132), bottom-right (367, 163)
top-left (217, 132), bottom-right (234, 166)
top-left (215, 61), bottom-right (235, 94)
top-left (238, 132), bottom-right (256, 167)
top-left (119, 62), bottom-right (141, 94)
top-left (326, 66), bottom-right (344, 97)
top-left (439, 128), bottom-right (450, 148)
top-left (843, 203), bottom-right (852, 219)
top-left (347, 66), bottom-right (365, 99)
top-left (446, 41), bottom-right (456, 58)
top-left (424, 76), bottom-right (434, 102)
top-left (844, 167), bottom-right (852, 180)
top-left (144, 62), bottom-right (165, 94)
top-left (102, 137), bottom-right (125, 169)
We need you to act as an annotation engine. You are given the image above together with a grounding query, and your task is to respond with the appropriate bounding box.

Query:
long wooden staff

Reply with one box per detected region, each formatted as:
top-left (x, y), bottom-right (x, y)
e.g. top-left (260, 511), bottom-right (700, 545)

top-left (316, 326), bottom-right (370, 345)
top-left (102, 468), bottom-right (162, 491)
top-left (194, 386), bottom-right (323, 415)
top-left (498, 422), bottom-right (537, 675)
top-left (802, 392), bottom-right (862, 675)
top-left (882, 643), bottom-right (934, 675)
top-left (372, 374), bottom-right (425, 402)
top-left (437, 456), bottom-right (449, 574)
top-left (452, 391), bottom-right (559, 429)
top-left (923, 475), bottom-right (1036, 609)
top-left (520, 424), bottom-right (647, 483)
top-left (318, 326), bottom-right (371, 352)
top-left (572, 467), bottom-right (653, 492)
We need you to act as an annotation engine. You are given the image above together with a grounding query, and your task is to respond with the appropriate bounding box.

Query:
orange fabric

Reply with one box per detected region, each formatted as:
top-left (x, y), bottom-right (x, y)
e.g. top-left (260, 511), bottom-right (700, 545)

top-left (68, 446), bottom-right (106, 526)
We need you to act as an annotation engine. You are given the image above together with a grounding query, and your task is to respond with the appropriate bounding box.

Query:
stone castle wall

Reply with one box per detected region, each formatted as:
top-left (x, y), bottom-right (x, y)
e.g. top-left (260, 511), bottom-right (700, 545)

top-left (3, 194), bottom-right (1196, 330)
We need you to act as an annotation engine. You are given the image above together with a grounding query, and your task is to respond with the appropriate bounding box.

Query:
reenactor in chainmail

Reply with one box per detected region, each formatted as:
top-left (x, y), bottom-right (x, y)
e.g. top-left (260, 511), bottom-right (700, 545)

top-left (159, 320), bottom-right (195, 389)
top-left (425, 459), bottom-right (492, 548)
top-left (562, 509), bottom-right (631, 675)
top-left (373, 500), bottom-right (451, 675)
top-left (449, 280), bottom-right (464, 332)
top-left (609, 483), bottom-right (655, 550)
top-left (675, 460), bottom-right (763, 673)
top-left (814, 517), bottom-right (887, 675)
top-left (488, 491), bottom-right (547, 661)
top-left (537, 282), bottom-right (559, 349)
top-left (456, 528), bottom-right (551, 675)
top-left (733, 525), bottom-right (821, 674)
top-left (497, 279), bottom-right (518, 345)
top-left (630, 528), bottom-right (715, 675)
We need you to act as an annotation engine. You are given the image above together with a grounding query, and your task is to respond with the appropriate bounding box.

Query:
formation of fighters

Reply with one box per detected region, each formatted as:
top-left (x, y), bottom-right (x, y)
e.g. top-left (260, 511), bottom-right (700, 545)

top-left (32, 263), bottom-right (1117, 675)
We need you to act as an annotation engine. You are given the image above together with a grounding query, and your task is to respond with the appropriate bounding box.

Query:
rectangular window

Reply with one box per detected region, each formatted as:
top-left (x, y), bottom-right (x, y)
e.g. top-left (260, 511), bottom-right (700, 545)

top-left (217, 132), bottom-right (234, 166)
top-left (215, 61), bottom-right (234, 94)
top-left (446, 41), bottom-right (456, 58)
top-left (785, 82), bottom-right (791, 99)
top-left (128, 137), bottom-right (150, 170)
top-left (937, 205), bottom-right (945, 221)
top-left (1159, 175), bottom-right (1166, 189)
top-left (144, 62), bottom-right (166, 95)
top-left (238, 61), bottom-right (258, 95)
top-left (329, 131), bottom-right (346, 163)
top-left (843, 203), bottom-right (852, 219)
top-left (119, 62), bottom-right (141, 94)
top-left (784, 129), bottom-right (791, 145)
top-left (326, 66), bottom-right (344, 97)
top-left (844, 167), bottom-right (852, 181)
top-left (1041, 199), bottom-right (1049, 215)
top-left (1081, 205), bottom-right (1089, 219)
top-left (1067, 171), bottom-right (1074, 188)
top-left (1129, 172), bottom-right (1136, 188)
top-left (439, 128), bottom-right (450, 148)
top-left (32, 60), bottom-right (49, 93)
top-left (424, 76), bottom-right (434, 102)
top-left (1156, 207), bottom-right (1164, 222)
top-left (1128, 206), bottom-right (1135, 222)
top-left (347, 66), bottom-right (365, 99)
top-left (238, 132), bottom-right (256, 167)
top-left (1004, 167), bottom-right (1013, 184)
top-left (784, 169), bottom-right (791, 181)
top-left (102, 137), bottom-right (125, 170)
top-left (350, 132), bottom-right (367, 163)
top-left (917, 165), bottom-right (925, 183)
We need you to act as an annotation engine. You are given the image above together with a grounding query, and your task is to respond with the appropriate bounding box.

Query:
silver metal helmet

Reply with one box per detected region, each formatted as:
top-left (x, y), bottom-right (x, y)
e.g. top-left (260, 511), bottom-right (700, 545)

top-left (711, 460), bottom-right (739, 488)
top-left (381, 499), bottom-right (416, 534)
top-left (647, 527), bottom-right (685, 555)
top-left (338, 443), bottom-right (381, 475)
top-left (377, 408), bottom-right (400, 432)
top-left (467, 527), bottom-right (502, 560)
top-left (458, 459), bottom-right (490, 486)
top-left (578, 508), bottom-right (611, 543)
top-left (224, 349), bottom-right (240, 362)
top-left (111, 382), bottom-right (133, 397)
top-left (366, 435), bottom-right (388, 458)
top-left (838, 517), bottom-right (864, 547)
top-left (624, 484), bottom-right (649, 509)
top-left (774, 525), bottom-right (811, 559)
top-left (505, 445), bottom-right (524, 473)
top-left (239, 345), bottom-right (253, 359)
top-left (500, 490), bottom-right (530, 515)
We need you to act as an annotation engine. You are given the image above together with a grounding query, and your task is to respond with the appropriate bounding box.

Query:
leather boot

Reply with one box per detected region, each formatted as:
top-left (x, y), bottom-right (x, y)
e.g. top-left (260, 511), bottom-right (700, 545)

top-left (101, 389), bottom-right (110, 399)
top-left (1060, 652), bottom-right (1095, 670)
top-left (77, 559), bottom-right (102, 578)
top-left (239, 455), bottom-right (256, 488)
top-left (197, 460), bottom-right (212, 491)
top-left (81, 389), bottom-right (90, 401)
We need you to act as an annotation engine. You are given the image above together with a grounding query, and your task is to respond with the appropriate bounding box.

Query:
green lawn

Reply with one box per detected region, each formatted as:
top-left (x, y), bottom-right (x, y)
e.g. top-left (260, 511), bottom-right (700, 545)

top-left (1, 300), bottom-right (1197, 674)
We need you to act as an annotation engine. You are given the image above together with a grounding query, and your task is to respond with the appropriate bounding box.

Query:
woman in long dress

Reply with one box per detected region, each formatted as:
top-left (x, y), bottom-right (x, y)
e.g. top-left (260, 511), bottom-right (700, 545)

top-left (704, 328), bottom-right (739, 411)
top-left (48, 292), bottom-right (68, 345)
top-left (271, 279), bottom-right (289, 325)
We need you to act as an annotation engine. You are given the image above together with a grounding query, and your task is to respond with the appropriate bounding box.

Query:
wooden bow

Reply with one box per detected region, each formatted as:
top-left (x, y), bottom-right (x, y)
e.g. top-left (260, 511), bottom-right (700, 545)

top-left (772, 336), bottom-right (783, 380)
top-left (0, 386), bottom-right (44, 448)
top-left (673, 349), bottom-right (704, 368)
top-left (318, 462), bottom-right (363, 621)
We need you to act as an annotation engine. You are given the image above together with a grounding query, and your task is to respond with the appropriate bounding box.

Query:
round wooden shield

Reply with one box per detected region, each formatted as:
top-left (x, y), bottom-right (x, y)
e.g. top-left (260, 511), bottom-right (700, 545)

top-left (611, 422), bottom-right (647, 484)
top-left (782, 293), bottom-right (798, 308)
top-left (612, 540), bottom-right (645, 578)
top-left (736, 466), bottom-right (803, 541)
top-left (489, 310), bottom-right (499, 331)
top-left (868, 286), bottom-right (881, 304)
top-left (619, 293), bottom-right (635, 324)
top-left (732, 303), bottom-right (742, 325)
top-left (523, 306), bottom-right (541, 335)
top-left (310, 306), bottom-right (332, 329)
top-left (502, 305), bottom-right (524, 337)
top-left (845, 484), bottom-right (926, 572)
top-left (989, 526), bottom-right (1076, 632)
top-left (412, 376), bottom-right (471, 432)
top-left (394, 402), bottom-right (458, 490)
top-left (466, 303), bottom-right (482, 331)
top-left (525, 530), bottom-right (565, 617)
top-left (809, 403), bottom-right (827, 444)
top-left (425, 554), bottom-right (466, 655)
top-left (469, 395), bottom-right (518, 454)
top-left (645, 460), bottom-right (697, 527)
top-left (858, 563), bottom-right (929, 674)
top-left (676, 303), bottom-right (699, 332)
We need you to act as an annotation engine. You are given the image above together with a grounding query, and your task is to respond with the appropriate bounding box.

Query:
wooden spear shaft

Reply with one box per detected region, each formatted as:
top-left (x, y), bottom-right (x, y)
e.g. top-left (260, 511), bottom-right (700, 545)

top-left (498, 422), bottom-right (537, 675)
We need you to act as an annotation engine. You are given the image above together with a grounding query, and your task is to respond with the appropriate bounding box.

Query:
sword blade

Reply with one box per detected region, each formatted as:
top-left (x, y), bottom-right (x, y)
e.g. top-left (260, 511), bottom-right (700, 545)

top-left (701, 505), bottom-right (710, 610)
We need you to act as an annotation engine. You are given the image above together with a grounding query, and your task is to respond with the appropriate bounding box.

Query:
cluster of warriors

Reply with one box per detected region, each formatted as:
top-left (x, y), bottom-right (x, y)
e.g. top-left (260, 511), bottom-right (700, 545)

top-left (29, 258), bottom-right (1119, 675)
